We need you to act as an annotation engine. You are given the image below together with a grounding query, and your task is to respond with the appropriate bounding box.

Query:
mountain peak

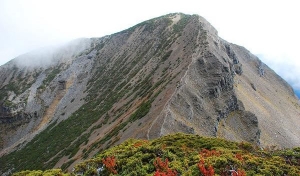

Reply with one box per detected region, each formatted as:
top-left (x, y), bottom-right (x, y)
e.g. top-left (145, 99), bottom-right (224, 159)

top-left (1, 13), bottom-right (300, 174)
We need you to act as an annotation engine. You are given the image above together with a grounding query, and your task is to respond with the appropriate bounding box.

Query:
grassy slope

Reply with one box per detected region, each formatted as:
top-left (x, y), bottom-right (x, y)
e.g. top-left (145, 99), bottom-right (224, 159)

top-left (14, 133), bottom-right (300, 176)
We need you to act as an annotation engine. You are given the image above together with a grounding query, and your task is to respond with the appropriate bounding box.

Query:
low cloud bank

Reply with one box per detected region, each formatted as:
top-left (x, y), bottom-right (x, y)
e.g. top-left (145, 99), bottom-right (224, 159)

top-left (11, 38), bottom-right (91, 69)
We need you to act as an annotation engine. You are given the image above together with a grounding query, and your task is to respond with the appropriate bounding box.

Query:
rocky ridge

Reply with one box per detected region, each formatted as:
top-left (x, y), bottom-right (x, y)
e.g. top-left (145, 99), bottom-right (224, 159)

top-left (0, 13), bottom-right (299, 174)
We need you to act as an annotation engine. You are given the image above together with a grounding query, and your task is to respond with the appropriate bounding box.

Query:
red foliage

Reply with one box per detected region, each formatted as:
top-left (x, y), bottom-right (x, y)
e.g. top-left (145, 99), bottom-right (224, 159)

top-left (102, 156), bottom-right (117, 174)
top-left (153, 157), bottom-right (177, 176)
top-left (197, 149), bottom-right (218, 176)
top-left (134, 141), bottom-right (144, 148)
top-left (154, 157), bottom-right (169, 172)
top-left (200, 149), bottom-right (220, 158)
top-left (134, 140), bottom-right (149, 148)
top-left (197, 158), bottom-right (215, 176)
top-left (235, 153), bottom-right (243, 161)
top-left (237, 170), bottom-right (246, 176)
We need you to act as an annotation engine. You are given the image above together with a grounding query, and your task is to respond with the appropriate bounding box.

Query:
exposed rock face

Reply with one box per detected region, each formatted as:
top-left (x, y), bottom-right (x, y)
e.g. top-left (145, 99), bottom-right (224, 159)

top-left (147, 21), bottom-right (260, 146)
top-left (0, 13), bottom-right (299, 174)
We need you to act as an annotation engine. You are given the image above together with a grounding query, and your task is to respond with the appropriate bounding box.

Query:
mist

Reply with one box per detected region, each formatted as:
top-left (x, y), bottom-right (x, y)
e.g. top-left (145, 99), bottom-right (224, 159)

top-left (12, 38), bottom-right (91, 69)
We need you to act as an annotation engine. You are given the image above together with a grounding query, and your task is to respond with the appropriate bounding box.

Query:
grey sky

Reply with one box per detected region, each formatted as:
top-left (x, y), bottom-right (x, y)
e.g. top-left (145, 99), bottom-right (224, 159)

top-left (0, 0), bottom-right (299, 92)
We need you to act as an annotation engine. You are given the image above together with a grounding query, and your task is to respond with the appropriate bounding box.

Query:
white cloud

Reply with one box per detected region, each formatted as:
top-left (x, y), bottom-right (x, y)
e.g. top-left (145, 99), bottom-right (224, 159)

top-left (260, 54), bottom-right (300, 90)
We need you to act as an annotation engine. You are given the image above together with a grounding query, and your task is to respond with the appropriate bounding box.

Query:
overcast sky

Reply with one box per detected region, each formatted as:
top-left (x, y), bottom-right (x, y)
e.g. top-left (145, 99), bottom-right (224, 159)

top-left (0, 0), bottom-right (299, 92)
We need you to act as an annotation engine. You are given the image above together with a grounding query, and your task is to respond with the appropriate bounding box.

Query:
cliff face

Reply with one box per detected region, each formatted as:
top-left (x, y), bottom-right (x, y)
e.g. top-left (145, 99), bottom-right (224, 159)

top-left (147, 17), bottom-right (300, 148)
top-left (0, 13), bottom-right (299, 174)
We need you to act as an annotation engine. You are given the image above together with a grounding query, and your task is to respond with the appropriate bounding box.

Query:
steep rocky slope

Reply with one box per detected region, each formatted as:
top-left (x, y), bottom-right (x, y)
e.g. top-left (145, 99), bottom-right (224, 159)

top-left (0, 13), bottom-right (299, 174)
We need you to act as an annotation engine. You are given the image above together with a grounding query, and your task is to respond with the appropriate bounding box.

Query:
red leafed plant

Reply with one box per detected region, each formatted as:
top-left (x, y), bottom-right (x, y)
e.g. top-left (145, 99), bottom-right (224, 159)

top-left (200, 149), bottom-right (220, 158)
top-left (134, 141), bottom-right (144, 148)
top-left (198, 158), bottom-right (215, 176)
top-left (133, 140), bottom-right (149, 148)
top-left (153, 157), bottom-right (177, 176)
top-left (231, 169), bottom-right (246, 176)
top-left (102, 156), bottom-right (117, 174)
top-left (235, 153), bottom-right (243, 161)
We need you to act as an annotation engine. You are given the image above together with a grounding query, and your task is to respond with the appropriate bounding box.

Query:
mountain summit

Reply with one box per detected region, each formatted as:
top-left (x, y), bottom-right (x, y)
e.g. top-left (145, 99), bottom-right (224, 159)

top-left (0, 13), bottom-right (299, 174)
